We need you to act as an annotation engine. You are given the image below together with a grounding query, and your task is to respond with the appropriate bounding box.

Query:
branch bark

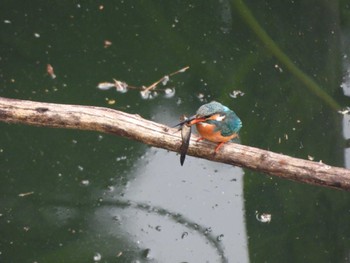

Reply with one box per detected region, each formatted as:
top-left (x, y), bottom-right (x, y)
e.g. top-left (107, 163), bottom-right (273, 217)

top-left (1, 96), bottom-right (349, 191)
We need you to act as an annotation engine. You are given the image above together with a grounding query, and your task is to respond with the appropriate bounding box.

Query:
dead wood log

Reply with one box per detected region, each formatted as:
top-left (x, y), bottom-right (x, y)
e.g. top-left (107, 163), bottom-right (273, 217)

top-left (0, 96), bottom-right (349, 191)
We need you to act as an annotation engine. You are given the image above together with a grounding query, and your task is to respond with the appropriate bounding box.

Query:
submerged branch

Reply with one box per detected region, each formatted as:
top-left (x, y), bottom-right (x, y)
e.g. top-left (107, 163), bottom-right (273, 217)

top-left (232, 0), bottom-right (340, 110)
top-left (1, 96), bottom-right (349, 191)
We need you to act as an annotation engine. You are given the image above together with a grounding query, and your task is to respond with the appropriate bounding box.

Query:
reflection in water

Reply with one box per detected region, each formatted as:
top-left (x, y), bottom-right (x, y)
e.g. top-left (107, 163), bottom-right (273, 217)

top-left (112, 144), bottom-right (248, 263)
top-left (98, 199), bottom-right (229, 262)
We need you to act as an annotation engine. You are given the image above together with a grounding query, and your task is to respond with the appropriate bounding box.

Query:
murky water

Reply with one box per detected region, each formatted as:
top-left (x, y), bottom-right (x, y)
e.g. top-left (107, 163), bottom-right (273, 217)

top-left (1, 1), bottom-right (350, 262)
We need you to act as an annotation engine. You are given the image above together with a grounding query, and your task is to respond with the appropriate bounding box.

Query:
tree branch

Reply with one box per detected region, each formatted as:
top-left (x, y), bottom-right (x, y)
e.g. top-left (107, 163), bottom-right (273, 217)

top-left (1, 96), bottom-right (349, 191)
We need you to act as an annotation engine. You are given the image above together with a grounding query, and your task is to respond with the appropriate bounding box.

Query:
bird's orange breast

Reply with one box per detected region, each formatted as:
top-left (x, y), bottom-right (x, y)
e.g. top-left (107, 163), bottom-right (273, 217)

top-left (196, 123), bottom-right (238, 143)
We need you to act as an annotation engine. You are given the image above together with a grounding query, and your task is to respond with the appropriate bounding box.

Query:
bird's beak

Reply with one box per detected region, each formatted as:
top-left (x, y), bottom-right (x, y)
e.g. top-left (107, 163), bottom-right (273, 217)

top-left (187, 117), bottom-right (207, 125)
top-left (174, 115), bottom-right (206, 127)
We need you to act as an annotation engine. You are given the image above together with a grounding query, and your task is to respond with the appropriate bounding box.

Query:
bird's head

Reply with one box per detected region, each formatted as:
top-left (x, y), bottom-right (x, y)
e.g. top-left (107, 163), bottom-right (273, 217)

top-left (185, 101), bottom-right (229, 125)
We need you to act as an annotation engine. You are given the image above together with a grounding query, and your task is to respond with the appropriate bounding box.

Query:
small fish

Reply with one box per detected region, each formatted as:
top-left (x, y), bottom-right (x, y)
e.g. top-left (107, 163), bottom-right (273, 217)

top-left (47, 64), bottom-right (56, 79)
top-left (97, 82), bottom-right (115, 90)
top-left (176, 116), bottom-right (192, 166)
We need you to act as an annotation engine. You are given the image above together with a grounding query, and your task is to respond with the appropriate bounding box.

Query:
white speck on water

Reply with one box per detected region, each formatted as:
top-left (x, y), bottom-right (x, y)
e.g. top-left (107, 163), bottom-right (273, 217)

top-left (162, 75), bottom-right (169, 85)
top-left (93, 252), bottom-right (102, 261)
top-left (255, 211), bottom-right (272, 223)
top-left (116, 156), bottom-right (127, 162)
top-left (307, 155), bottom-right (314, 161)
top-left (164, 87), bottom-right (175, 98)
top-left (229, 90), bottom-right (245, 98)
top-left (34, 33), bottom-right (40, 38)
top-left (274, 64), bottom-right (283, 72)
top-left (197, 93), bottom-right (205, 102)
top-left (81, 179), bottom-right (89, 186)
top-left (140, 90), bottom-right (150, 99)
top-left (78, 165), bottom-right (84, 171)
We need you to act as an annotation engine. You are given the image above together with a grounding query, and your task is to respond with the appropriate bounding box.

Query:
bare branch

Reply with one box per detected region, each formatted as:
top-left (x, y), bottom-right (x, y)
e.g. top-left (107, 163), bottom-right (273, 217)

top-left (1, 96), bottom-right (349, 191)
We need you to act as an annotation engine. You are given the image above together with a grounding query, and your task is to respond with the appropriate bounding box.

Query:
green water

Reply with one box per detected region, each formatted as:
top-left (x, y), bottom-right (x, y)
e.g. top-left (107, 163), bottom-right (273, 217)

top-left (1, 1), bottom-right (350, 262)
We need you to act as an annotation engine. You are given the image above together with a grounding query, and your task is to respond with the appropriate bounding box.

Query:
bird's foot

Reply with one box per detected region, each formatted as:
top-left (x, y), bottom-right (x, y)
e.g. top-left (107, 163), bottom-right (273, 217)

top-left (196, 137), bottom-right (204, 142)
top-left (214, 142), bottom-right (225, 153)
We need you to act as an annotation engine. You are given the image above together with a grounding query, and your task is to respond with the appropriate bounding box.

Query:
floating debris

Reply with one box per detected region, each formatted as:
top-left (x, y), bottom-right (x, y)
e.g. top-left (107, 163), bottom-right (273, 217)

top-left (217, 234), bottom-right (224, 241)
top-left (197, 93), bottom-right (205, 102)
top-left (178, 66), bottom-right (189, 73)
top-left (113, 79), bottom-right (128, 93)
top-left (97, 66), bottom-right (189, 99)
top-left (143, 248), bottom-right (153, 259)
top-left (181, 232), bottom-right (188, 239)
top-left (307, 155), bottom-right (314, 161)
top-left (140, 89), bottom-right (151, 99)
top-left (93, 252), bottom-right (102, 262)
top-left (18, 191), bottom-right (34, 197)
top-left (204, 227), bottom-right (212, 235)
top-left (255, 211), bottom-right (272, 223)
top-left (97, 82), bottom-right (115, 90)
top-left (229, 90), bottom-right (245, 98)
top-left (104, 39), bottom-right (112, 48)
top-left (338, 107), bottom-right (350, 115)
top-left (161, 75), bottom-right (169, 85)
top-left (164, 87), bottom-right (175, 98)
top-left (107, 185), bottom-right (115, 192)
top-left (107, 99), bottom-right (116, 105)
top-left (274, 64), bottom-right (283, 73)
top-left (81, 179), bottom-right (89, 186)
top-left (47, 64), bottom-right (56, 79)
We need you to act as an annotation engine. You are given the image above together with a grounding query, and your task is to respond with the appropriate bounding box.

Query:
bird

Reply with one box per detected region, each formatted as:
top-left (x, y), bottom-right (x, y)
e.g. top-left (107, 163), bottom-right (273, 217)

top-left (176, 101), bottom-right (242, 154)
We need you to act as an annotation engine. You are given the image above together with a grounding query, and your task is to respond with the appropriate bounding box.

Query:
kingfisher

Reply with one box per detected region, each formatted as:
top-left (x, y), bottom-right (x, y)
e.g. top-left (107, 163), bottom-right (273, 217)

top-left (176, 101), bottom-right (242, 164)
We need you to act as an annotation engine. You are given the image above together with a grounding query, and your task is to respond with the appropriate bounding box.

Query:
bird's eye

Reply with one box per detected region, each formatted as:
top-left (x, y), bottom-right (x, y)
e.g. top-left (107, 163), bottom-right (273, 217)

top-left (215, 114), bottom-right (226, 121)
top-left (205, 113), bottom-right (226, 121)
